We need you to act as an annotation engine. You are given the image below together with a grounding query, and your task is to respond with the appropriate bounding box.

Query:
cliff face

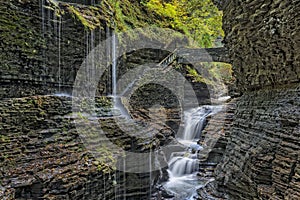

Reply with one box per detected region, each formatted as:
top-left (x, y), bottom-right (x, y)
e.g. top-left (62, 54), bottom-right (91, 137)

top-left (0, 0), bottom-right (114, 98)
top-left (0, 1), bottom-right (169, 199)
top-left (223, 0), bottom-right (300, 91)
top-left (210, 0), bottom-right (300, 199)
top-left (2, 0), bottom-right (299, 199)
top-left (0, 95), bottom-right (166, 199)
top-left (0, 96), bottom-right (116, 199)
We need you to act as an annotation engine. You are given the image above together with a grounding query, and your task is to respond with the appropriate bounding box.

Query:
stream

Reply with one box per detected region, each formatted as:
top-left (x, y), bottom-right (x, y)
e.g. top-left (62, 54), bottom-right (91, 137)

top-left (160, 105), bottom-right (223, 200)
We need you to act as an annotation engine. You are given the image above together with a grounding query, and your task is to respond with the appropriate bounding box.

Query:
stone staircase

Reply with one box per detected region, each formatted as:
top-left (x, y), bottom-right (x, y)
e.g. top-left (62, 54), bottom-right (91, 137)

top-left (157, 49), bottom-right (178, 70)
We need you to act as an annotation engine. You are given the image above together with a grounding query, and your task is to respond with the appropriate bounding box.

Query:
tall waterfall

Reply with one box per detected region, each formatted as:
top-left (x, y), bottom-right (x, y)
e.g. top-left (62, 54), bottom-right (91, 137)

top-left (110, 31), bottom-right (131, 119)
top-left (163, 105), bottom-right (223, 199)
top-left (57, 14), bottom-right (62, 93)
top-left (41, 0), bottom-right (46, 80)
top-left (112, 32), bottom-right (117, 97)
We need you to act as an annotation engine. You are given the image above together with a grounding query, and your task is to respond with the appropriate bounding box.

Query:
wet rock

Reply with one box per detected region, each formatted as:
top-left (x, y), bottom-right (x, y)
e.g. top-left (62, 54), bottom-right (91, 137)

top-left (203, 0), bottom-right (300, 198)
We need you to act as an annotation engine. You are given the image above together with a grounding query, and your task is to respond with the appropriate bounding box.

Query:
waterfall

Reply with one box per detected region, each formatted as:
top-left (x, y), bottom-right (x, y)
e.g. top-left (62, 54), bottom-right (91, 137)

top-left (168, 154), bottom-right (199, 177)
top-left (105, 25), bottom-right (111, 97)
top-left (149, 150), bottom-right (152, 199)
top-left (41, 0), bottom-right (64, 92)
top-left (41, 0), bottom-right (47, 83)
top-left (41, 0), bottom-right (45, 34)
top-left (91, 29), bottom-right (95, 84)
top-left (123, 158), bottom-right (126, 200)
top-left (162, 105), bottom-right (223, 199)
top-left (112, 31), bottom-right (117, 97)
top-left (110, 30), bottom-right (131, 119)
top-left (51, 3), bottom-right (62, 94)
top-left (58, 14), bottom-right (62, 93)
top-left (180, 105), bottom-right (223, 141)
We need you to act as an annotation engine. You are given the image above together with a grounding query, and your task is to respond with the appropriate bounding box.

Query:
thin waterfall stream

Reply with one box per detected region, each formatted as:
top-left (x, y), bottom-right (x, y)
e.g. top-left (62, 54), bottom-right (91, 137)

top-left (111, 32), bottom-right (131, 119)
top-left (58, 14), bottom-right (62, 93)
top-left (112, 31), bottom-right (117, 98)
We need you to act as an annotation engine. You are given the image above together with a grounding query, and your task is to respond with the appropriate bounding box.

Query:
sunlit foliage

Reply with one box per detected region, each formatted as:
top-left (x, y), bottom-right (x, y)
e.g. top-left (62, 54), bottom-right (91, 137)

top-left (144, 0), bottom-right (224, 47)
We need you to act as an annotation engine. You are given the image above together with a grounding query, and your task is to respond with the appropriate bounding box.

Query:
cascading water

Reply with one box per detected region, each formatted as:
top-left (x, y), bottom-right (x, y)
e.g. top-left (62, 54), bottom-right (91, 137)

top-left (41, 0), bottom-right (46, 80)
top-left (162, 105), bottom-right (223, 199)
top-left (178, 106), bottom-right (223, 146)
top-left (112, 31), bottom-right (117, 97)
top-left (58, 14), bottom-right (62, 93)
top-left (168, 153), bottom-right (199, 177)
top-left (91, 29), bottom-right (95, 84)
top-left (110, 30), bottom-right (131, 119)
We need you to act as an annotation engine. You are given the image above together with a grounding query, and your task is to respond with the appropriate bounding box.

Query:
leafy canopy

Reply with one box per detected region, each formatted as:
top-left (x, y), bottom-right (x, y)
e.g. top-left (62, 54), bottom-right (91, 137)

top-left (144, 0), bottom-right (224, 47)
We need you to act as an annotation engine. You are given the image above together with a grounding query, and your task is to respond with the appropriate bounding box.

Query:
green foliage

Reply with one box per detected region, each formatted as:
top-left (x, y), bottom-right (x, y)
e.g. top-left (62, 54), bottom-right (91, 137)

top-left (208, 62), bottom-right (233, 84)
top-left (184, 62), bottom-right (233, 87)
top-left (0, 135), bottom-right (10, 143)
top-left (104, 0), bottom-right (151, 30)
top-left (144, 0), bottom-right (224, 47)
top-left (95, 145), bottom-right (117, 172)
top-left (185, 65), bottom-right (213, 85)
top-left (67, 6), bottom-right (96, 30)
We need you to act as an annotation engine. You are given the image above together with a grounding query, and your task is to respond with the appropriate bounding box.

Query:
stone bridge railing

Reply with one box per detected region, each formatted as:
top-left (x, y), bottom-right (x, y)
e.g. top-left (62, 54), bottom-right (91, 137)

top-left (157, 47), bottom-right (230, 69)
top-left (157, 47), bottom-right (230, 68)
top-left (177, 47), bottom-right (230, 64)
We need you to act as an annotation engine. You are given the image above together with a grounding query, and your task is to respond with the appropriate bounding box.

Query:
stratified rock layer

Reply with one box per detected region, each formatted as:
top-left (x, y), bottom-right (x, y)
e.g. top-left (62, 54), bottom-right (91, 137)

top-left (215, 85), bottom-right (300, 199)
top-left (0, 0), bottom-right (111, 98)
top-left (0, 96), bottom-right (115, 199)
top-left (207, 0), bottom-right (300, 199)
top-left (0, 95), bottom-right (163, 199)
top-left (223, 0), bottom-right (300, 91)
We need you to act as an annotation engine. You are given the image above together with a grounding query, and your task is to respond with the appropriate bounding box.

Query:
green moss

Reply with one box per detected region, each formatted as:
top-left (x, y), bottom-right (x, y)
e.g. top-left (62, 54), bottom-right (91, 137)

top-left (208, 62), bottom-right (233, 84)
top-left (0, 135), bottom-right (10, 143)
top-left (67, 6), bottom-right (97, 30)
top-left (185, 65), bottom-right (213, 85)
top-left (0, 8), bottom-right (45, 60)
top-left (95, 145), bottom-right (117, 172)
top-left (114, 1), bottom-right (127, 30)
top-left (39, 109), bottom-right (47, 117)
top-left (104, 0), bottom-right (159, 31)
top-left (95, 96), bottom-right (112, 107)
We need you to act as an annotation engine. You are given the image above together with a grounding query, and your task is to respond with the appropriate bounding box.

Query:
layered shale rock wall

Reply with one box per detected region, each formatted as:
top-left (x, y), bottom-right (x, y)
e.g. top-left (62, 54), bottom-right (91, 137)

top-left (209, 0), bottom-right (300, 199)
top-left (0, 1), bottom-right (170, 199)
top-left (222, 0), bottom-right (300, 91)
top-left (0, 0), bottom-right (112, 98)
top-left (0, 95), bottom-right (163, 199)
top-left (0, 96), bottom-right (116, 199)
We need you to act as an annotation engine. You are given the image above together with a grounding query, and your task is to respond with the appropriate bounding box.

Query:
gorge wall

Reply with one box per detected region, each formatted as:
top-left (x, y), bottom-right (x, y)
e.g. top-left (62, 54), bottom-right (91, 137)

top-left (0, 95), bottom-right (166, 199)
top-left (0, 0), bottom-right (186, 99)
top-left (0, 96), bottom-right (116, 199)
top-left (0, 0), bottom-right (105, 98)
top-left (206, 0), bottom-right (300, 199)
top-left (0, 1), bottom-right (174, 199)
top-left (2, 0), bottom-right (299, 199)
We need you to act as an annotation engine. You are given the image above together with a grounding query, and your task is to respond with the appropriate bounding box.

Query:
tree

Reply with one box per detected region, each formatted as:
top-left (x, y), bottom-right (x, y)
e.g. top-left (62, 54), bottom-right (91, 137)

top-left (144, 0), bottom-right (223, 47)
